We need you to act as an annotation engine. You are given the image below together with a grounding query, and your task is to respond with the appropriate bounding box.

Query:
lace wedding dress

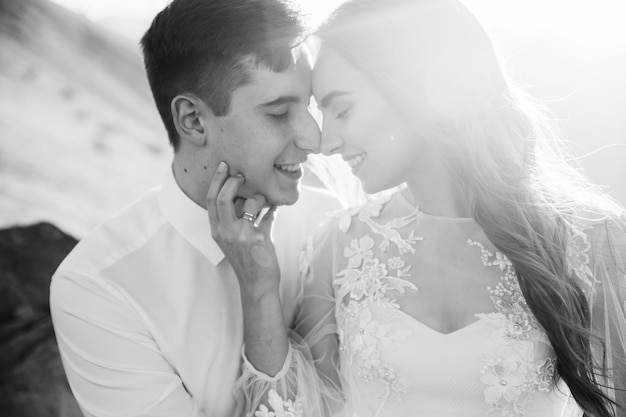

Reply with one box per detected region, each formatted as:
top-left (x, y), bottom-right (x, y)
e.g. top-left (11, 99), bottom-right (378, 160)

top-left (239, 190), bottom-right (626, 417)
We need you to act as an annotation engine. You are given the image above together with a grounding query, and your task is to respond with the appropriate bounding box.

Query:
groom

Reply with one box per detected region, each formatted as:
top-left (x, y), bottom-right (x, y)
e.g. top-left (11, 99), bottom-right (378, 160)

top-left (49, 0), bottom-right (333, 416)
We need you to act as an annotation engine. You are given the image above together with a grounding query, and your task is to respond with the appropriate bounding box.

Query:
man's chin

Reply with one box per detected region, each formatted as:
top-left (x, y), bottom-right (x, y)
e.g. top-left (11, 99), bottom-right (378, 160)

top-left (237, 183), bottom-right (300, 207)
top-left (268, 189), bottom-right (299, 207)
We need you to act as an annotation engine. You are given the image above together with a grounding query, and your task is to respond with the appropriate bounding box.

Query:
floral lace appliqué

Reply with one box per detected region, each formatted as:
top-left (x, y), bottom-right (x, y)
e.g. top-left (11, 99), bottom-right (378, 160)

top-left (337, 196), bottom-right (423, 254)
top-left (335, 203), bottom-right (420, 402)
top-left (335, 234), bottom-right (416, 302)
top-left (254, 389), bottom-right (302, 417)
top-left (469, 240), bottom-right (556, 417)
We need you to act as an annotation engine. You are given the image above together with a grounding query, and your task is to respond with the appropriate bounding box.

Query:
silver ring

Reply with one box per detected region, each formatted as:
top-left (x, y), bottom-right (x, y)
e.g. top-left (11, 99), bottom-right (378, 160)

top-left (242, 211), bottom-right (257, 223)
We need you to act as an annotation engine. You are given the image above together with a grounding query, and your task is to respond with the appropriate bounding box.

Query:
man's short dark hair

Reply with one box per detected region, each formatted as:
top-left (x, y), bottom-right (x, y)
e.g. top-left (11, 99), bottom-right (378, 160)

top-left (140, 0), bottom-right (305, 149)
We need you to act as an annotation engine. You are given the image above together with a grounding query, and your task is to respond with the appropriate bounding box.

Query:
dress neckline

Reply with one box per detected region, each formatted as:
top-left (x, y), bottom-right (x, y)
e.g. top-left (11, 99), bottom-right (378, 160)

top-left (396, 188), bottom-right (475, 224)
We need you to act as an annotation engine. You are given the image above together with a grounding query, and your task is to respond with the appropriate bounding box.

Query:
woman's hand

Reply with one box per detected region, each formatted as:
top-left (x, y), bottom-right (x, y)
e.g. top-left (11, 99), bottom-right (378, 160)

top-left (206, 161), bottom-right (280, 300)
top-left (207, 161), bottom-right (289, 376)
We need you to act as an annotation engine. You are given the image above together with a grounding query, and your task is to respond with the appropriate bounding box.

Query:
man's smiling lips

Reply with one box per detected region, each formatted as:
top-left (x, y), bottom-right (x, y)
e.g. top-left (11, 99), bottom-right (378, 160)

top-left (274, 162), bottom-right (304, 179)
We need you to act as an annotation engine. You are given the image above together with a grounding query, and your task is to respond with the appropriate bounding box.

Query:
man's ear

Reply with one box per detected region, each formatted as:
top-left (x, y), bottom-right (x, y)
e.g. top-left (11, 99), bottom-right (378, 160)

top-left (171, 94), bottom-right (208, 147)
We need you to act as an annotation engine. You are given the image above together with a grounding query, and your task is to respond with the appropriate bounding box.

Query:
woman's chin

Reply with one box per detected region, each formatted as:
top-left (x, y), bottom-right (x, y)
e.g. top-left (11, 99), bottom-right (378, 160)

top-left (361, 176), bottom-right (404, 196)
top-left (361, 179), bottom-right (387, 196)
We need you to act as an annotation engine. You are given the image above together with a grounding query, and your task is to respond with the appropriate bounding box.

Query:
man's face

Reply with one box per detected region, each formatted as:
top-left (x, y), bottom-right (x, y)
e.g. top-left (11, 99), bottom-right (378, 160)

top-left (204, 56), bottom-right (320, 207)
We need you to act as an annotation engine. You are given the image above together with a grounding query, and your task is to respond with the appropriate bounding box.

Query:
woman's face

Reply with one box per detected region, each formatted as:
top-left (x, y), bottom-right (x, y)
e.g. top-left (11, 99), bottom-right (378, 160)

top-left (312, 46), bottom-right (427, 194)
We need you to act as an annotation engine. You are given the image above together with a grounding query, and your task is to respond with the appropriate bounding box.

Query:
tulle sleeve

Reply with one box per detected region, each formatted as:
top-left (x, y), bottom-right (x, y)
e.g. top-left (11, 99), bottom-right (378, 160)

top-left (570, 211), bottom-right (626, 412)
top-left (235, 217), bottom-right (345, 417)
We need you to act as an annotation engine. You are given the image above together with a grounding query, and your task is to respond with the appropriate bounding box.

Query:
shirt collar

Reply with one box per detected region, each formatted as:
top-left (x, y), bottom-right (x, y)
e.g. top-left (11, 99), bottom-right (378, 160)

top-left (158, 166), bottom-right (225, 265)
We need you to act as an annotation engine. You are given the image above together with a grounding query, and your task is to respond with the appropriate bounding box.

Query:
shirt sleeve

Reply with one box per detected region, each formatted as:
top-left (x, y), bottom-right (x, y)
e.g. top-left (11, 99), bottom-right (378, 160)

top-left (235, 218), bottom-right (345, 417)
top-left (50, 270), bottom-right (212, 417)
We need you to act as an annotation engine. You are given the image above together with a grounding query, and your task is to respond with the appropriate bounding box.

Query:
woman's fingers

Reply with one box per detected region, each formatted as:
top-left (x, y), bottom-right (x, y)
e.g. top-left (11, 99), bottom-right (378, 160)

top-left (206, 163), bottom-right (275, 269)
top-left (207, 161), bottom-right (247, 237)
top-left (204, 167), bottom-right (280, 294)
top-left (259, 206), bottom-right (277, 235)
top-left (241, 195), bottom-right (267, 226)
top-left (206, 161), bottom-right (230, 227)
top-left (214, 174), bottom-right (245, 224)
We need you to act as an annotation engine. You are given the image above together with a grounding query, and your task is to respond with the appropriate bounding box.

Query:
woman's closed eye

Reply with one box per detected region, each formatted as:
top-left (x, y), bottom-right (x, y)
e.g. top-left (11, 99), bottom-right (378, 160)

top-left (336, 107), bottom-right (351, 119)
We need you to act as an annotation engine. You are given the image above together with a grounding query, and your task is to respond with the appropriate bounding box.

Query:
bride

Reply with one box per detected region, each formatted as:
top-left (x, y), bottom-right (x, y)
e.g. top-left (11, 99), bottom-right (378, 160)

top-left (207, 0), bottom-right (626, 416)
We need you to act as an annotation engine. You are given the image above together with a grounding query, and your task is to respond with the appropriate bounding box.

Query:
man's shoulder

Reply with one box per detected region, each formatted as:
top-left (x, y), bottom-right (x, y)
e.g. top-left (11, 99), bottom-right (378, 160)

top-left (55, 187), bottom-right (166, 278)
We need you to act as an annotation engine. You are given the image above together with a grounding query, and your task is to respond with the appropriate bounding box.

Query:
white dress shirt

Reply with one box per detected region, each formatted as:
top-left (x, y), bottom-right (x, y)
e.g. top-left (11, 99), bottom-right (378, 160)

top-left (50, 167), bottom-right (338, 417)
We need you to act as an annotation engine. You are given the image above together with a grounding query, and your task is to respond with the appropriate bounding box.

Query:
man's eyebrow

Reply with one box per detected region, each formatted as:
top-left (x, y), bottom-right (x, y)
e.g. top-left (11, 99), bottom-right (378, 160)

top-left (318, 90), bottom-right (350, 109)
top-left (258, 95), bottom-right (301, 108)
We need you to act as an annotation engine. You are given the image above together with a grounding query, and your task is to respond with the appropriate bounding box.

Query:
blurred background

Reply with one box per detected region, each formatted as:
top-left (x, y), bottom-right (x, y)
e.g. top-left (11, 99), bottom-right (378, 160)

top-left (0, 0), bottom-right (625, 238)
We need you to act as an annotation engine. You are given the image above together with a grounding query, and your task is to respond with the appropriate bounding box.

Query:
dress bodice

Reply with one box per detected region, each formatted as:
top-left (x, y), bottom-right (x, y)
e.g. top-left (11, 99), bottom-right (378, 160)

top-left (330, 190), bottom-right (578, 417)
top-left (241, 189), bottom-right (625, 417)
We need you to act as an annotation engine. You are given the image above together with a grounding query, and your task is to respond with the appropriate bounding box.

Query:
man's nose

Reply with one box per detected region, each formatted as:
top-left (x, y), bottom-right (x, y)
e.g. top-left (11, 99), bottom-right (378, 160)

top-left (294, 111), bottom-right (321, 154)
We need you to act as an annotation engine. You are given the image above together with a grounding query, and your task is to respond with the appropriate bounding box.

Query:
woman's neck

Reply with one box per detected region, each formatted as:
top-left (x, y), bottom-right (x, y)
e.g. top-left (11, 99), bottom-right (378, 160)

top-left (405, 158), bottom-right (472, 219)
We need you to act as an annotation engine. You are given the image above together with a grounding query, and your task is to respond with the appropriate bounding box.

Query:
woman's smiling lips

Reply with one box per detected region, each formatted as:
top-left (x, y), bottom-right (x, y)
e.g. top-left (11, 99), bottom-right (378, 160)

top-left (344, 153), bottom-right (367, 172)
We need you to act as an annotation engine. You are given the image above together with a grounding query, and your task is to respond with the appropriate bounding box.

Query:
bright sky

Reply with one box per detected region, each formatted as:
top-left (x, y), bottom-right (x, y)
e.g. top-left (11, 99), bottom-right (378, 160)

top-left (49, 0), bottom-right (342, 42)
top-left (49, 0), bottom-right (626, 46)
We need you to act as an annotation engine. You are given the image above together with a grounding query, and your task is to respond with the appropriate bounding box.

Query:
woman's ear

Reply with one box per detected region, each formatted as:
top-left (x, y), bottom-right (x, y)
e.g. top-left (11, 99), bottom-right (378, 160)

top-left (171, 94), bottom-right (207, 147)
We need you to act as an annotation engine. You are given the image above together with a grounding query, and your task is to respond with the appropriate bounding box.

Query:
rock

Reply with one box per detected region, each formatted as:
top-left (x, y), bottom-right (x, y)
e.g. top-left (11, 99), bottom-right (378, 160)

top-left (0, 222), bottom-right (81, 417)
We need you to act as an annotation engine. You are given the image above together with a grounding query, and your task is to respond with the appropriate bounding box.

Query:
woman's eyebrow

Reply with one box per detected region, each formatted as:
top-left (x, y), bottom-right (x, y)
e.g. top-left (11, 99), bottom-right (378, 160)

top-left (318, 90), bottom-right (351, 109)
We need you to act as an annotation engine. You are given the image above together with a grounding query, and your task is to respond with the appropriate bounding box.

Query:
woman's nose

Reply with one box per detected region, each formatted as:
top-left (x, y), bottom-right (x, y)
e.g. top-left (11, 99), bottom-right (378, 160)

top-left (320, 124), bottom-right (344, 156)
